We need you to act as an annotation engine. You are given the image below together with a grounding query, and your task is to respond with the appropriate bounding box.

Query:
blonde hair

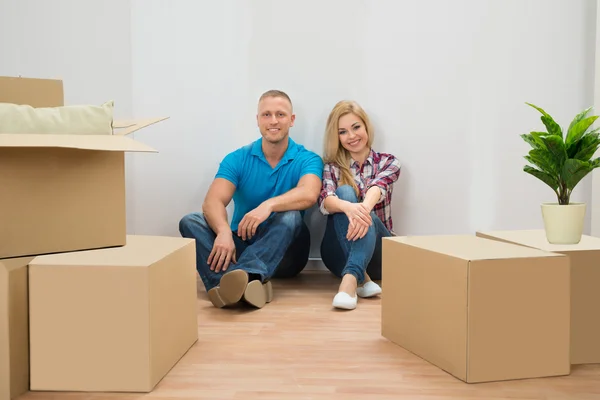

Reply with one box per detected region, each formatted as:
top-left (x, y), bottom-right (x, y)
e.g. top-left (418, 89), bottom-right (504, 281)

top-left (323, 100), bottom-right (375, 196)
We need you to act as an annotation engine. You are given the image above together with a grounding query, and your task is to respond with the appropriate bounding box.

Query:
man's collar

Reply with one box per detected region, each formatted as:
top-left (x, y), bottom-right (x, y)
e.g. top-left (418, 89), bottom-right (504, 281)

top-left (251, 138), bottom-right (263, 157)
top-left (251, 137), bottom-right (299, 160)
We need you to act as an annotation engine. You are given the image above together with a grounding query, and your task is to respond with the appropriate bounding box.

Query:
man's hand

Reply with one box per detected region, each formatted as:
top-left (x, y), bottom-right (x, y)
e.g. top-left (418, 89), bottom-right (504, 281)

top-left (342, 202), bottom-right (372, 241)
top-left (237, 202), bottom-right (273, 240)
top-left (207, 232), bottom-right (237, 272)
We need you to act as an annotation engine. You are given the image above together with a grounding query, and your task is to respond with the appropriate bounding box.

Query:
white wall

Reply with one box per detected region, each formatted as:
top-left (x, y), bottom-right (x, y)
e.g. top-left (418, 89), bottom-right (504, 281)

top-left (129, 0), bottom-right (597, 259)
top-left (1, 0), bottom-right (597, 258)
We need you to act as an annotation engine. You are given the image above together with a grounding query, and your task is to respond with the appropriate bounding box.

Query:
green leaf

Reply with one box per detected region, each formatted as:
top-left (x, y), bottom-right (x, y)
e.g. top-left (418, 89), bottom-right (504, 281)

top-left (541, 115), bottom-right (562, 136)
top-left (521, 134), bottom-right (540, 149)
top-left (526, 103), bottom-right (562, 136)
top-left (531, 132), bottom-right (548, 148)
top-left (562, 159), bottom-right (593, 190)
top-left (525, 150), bottom-right (557, 175)
top-left (567, 127), bottom-right (600, 157)
top-left (523, 165), bottom-right (558, 191)
top-left (567, 106), bottom-right (592, 136)
top-left (587, 157), bottom-right (600, 170)
top-left (566, 115), bottom-right (598, 145)
top-left (526, 102), bottom-right (550, 116)
top-left (540, 135), bottom-right (567, 168)
top-left (572, 130), bottom-right (600, 160)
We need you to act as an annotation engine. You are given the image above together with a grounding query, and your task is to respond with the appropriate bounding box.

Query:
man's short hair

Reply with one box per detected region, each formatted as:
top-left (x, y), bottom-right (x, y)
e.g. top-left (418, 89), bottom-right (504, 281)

top-left (259, 90), bottom-right (293, 111)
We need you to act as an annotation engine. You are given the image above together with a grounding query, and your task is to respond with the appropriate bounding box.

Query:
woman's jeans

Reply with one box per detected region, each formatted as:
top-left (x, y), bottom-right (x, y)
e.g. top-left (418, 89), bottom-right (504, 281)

top-left (320, 185), bottom-right (392, 284)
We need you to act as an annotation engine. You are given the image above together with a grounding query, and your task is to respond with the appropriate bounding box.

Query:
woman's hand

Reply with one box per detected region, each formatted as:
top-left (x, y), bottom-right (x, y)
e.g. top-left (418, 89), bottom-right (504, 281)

top-left (342, 202), bottom-right (372, 241)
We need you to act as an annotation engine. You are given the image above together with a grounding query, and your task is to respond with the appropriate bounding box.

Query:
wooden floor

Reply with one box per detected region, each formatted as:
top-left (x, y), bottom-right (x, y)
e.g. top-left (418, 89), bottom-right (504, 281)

top-left (19, 270), bottom-right (600, 400)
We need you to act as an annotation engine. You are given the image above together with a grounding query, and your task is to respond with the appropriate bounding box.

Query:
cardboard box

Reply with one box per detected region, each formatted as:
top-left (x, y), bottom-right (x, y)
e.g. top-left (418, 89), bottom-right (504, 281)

top-left (0, 257), bottom-right (34, 400)
top-left (28, 235), bottom-right (199, 392)
top-left (476, 229), bottom-right (600, 365)
top-left (0, 76), bottom-right (167, 259)
top-left (381, 234), bottom-right (571, 383)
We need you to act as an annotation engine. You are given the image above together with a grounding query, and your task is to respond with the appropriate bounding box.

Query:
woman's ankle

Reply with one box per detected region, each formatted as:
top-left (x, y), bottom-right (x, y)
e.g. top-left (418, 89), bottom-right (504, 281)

top-left (362, 273), bottom-right (372, 285)
top-left (338, 273), bottom-right (358, 295)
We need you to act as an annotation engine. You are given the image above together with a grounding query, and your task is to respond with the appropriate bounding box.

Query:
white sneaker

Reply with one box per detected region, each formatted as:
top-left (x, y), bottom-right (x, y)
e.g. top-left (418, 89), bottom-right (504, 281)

top-left (332, 292), bottom-right (357, 310)
top-left (356, 281), bottom-right (382, 298)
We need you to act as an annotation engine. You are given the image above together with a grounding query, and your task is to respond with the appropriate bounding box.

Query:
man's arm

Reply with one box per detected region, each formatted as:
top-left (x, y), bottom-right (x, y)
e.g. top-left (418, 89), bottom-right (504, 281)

top-left (202, 178), bottom-right (239, 272)
top-left (264, 153), bottom-right (324, 212)
top-left (236, 153), bottom-right (323, 240)
top-left (202, 148), bottom-right (241, 272)
top-left (264, 173), bottom-right (322, 212)
top-left (236, 173), bottom-right (321, 240)
top-left (202, 178), bottom-right (236, 235)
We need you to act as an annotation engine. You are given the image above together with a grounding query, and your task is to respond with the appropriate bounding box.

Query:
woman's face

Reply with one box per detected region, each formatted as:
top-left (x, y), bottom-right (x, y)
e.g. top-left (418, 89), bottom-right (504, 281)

top-left (337, 113), bottom-right (368, 156)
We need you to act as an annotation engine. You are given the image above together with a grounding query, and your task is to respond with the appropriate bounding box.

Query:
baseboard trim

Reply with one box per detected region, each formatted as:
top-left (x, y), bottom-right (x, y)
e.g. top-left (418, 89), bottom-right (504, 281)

top-left (306, 258), bottom-right (326, 271)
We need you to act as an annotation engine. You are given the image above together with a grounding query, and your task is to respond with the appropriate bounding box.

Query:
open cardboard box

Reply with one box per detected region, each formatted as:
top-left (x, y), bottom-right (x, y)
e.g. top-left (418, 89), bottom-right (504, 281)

top-left (0, 76), bottom-right (168, 259)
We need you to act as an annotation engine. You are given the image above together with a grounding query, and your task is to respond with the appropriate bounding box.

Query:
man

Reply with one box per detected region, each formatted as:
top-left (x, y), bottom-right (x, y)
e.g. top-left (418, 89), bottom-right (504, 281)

top-left (179, 90), bottom-right (323, 309)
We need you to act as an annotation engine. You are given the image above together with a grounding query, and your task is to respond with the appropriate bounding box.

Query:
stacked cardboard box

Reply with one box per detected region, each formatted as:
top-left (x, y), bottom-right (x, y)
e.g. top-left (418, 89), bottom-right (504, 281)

top-left (0, 257), bottom-right (33, 400)
top-left (381, 234), bottom-right (571, 383)
top-left (0, 76), bottom-right (199, 398)
top-left (476, 229), bottom-right (600, 365)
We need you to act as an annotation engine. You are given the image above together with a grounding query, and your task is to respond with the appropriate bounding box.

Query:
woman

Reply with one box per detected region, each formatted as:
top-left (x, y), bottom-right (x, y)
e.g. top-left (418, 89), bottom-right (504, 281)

top-left (318, 100), bottom-right (401, 310)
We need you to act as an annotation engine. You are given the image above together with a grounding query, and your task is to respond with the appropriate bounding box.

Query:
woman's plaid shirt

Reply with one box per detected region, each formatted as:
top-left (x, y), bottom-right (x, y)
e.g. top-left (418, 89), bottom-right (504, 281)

top-left (318, 149), bottom-right (401, 232)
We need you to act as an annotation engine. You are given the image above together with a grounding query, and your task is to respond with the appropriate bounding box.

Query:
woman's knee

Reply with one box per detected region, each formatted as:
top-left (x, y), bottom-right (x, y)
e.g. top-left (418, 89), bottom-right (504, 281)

top-left (335, 185), bottom-right (358, 203)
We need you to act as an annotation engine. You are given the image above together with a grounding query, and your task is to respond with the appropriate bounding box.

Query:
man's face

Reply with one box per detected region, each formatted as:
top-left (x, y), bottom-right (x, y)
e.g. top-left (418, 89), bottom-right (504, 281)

top-left (256, 96), bottom-right (295, 144)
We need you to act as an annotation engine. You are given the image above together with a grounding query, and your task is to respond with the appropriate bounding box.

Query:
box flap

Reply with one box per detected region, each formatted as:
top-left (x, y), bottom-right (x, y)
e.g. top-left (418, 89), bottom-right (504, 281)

top-left (0, 257), bottom-right (35, 271)
top-left (0, 133), bottom-right (156, 152)
top-left (477, 229), bottom-right (600, 252)
top-left (113, 117), bottom-right (169, 136)
top-left (0, 76), bottom-right (64, 107)
top-left (386, 235), bottom-right (565, 261)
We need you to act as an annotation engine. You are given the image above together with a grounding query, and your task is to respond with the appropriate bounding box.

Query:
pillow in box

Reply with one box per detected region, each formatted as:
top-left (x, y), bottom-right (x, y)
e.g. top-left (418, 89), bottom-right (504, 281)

top-left (0, 100), bottom-right (114, 135)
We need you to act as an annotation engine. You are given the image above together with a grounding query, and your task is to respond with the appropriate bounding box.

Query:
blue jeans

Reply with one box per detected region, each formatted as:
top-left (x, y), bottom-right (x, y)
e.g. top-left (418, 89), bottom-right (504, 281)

top-left (179, 210), bottom-right (310, 291)
top-left (320, 185), bottom-right (391, 284)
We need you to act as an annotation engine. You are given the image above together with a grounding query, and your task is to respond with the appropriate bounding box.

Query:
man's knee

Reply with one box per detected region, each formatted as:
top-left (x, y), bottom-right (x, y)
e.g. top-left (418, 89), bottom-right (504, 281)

top-left (179, 212), bottom-right (210, 237)
top-left (335, 185), bottom-right (358, 203)
top-left (273, 218), bottom-right (310, 279)
top-left (273, 210), bottom-right (303, 233)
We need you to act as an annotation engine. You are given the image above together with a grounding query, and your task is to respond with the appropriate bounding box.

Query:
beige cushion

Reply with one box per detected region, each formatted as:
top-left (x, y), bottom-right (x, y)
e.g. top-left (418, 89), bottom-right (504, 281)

top-left (0, 100), bottom-right (114, 135)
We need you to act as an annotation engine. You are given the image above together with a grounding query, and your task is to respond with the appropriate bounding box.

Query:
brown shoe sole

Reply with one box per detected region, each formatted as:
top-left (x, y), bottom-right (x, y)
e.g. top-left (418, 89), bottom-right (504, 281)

top-left (208, 270), bottom-right (274, 309)
top-left (208, 269), bottom-right (248, 308)
top-left (243, 280), bottom-right (274, 308)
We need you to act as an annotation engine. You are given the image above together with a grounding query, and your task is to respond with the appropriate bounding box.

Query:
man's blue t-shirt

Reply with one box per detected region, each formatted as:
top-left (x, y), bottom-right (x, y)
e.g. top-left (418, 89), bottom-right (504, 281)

top-left (215, 137), bottom-right (324, 232)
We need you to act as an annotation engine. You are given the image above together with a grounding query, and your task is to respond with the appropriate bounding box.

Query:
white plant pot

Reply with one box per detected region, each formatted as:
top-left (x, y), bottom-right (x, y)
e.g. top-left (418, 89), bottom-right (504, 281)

top-left (541, 202), bottom-right (586, 244)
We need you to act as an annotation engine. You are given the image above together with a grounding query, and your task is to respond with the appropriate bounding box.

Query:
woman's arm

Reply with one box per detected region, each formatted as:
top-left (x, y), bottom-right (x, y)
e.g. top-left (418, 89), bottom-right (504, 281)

top-left (319, 163), bottom-right (371, 233)
top-left (318, 163), bottom-right (339, 214)
top-left (366, 155), bottom-right (401, 206)
top-left (319, 164), bottom-right (368, 219)
top-left (362, 186), bottom-right (382, 212)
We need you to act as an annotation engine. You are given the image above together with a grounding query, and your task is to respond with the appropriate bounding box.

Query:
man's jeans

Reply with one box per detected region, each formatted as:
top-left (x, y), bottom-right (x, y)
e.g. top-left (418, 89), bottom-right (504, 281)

top-left (320, 185), bottom-right (391, 284)
top-left (179, 210), bottom-right (310, 291)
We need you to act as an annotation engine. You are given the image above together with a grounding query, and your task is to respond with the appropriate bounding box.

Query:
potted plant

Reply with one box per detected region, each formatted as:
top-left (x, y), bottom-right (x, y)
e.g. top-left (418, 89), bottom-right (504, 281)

top-left (521, 103), bottom-right (600, 244)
